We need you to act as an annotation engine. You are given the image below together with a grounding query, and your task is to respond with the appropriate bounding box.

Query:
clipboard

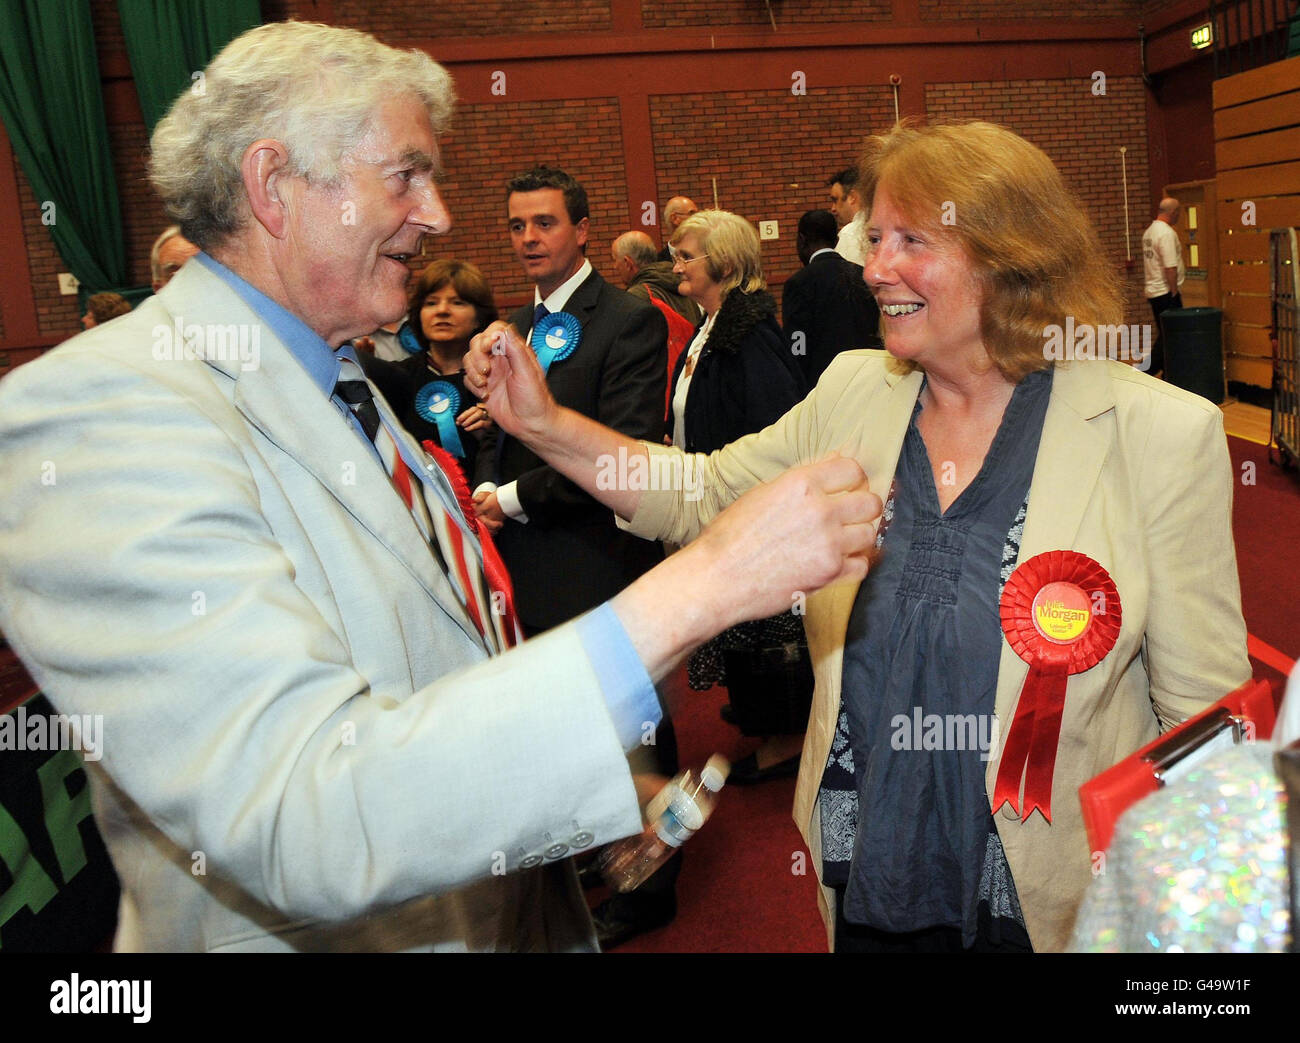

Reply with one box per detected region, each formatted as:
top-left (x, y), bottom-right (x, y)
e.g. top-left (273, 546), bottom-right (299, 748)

top-left (1079, 678), bottom-right (1279, 855)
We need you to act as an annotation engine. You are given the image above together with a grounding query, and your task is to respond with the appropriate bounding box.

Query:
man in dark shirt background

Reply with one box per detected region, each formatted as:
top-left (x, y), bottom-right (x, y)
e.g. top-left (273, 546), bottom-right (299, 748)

top-left (782, 209), bottom-right (881, 392)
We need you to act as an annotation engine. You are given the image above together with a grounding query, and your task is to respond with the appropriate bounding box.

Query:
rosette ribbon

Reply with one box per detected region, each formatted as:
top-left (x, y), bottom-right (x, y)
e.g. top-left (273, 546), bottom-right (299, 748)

top-left (530, 311), bottom-right (581, 374)
top-left (414, 380), bottom-right (466, 459)
top-left (397, 320), bottom-right (422, 355)
top-left (993, 550), bottom-right (1121, 823)
top-left (422, 440), bottom-right (524, 649)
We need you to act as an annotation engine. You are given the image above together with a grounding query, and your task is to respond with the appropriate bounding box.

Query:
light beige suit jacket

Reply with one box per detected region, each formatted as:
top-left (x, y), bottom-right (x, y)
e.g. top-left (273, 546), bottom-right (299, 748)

top-left (626, 351), bottom-right (1250, 952)
top-left (0, 261), bottom-right (643, 951)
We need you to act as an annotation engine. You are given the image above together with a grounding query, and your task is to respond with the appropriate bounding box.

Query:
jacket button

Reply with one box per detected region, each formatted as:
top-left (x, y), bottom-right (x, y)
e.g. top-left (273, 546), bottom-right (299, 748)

top-left (519, 853), bottom-right (543, 869)
top-left (544, 842), bottom-right (569, 860)
top-left (571, 831), bottom-right (594, 848)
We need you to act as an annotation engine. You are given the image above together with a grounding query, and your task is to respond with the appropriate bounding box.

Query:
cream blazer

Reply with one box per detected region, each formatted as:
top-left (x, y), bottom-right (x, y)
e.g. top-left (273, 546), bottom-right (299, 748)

top-left (626, 351), bottom-right (1251, 952)
top-left (0, 261), bottom-right (642, 951)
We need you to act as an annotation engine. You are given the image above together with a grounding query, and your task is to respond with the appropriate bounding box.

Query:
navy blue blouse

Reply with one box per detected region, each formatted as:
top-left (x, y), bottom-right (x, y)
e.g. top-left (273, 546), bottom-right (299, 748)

top-left (831, 367), bottom-right (1053, 944)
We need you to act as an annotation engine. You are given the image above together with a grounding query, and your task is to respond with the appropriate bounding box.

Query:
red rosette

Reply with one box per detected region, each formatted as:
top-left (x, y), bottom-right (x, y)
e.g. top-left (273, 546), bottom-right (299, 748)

top-left (422, 440), bottom-right (524, 649)
top-left (992, 550), bottom-right (1121, 823)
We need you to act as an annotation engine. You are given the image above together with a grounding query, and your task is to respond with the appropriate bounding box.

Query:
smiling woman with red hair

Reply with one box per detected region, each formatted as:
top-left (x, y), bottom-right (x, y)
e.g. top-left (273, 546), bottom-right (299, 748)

top-left (466, 118), bottom-right (1252, 952)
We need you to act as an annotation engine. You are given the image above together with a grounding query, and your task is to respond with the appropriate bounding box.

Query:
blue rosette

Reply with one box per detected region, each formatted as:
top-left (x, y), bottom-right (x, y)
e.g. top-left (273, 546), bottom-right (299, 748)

top-left (530, 311), bottom-right (581, 374)
top-left (397, 321), bottom-right (422, 355)
top-left (414, 380), bottom-right (466, 458)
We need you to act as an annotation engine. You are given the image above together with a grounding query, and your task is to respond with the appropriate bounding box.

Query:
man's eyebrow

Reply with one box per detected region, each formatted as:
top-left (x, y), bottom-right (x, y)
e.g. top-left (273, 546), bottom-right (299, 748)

top-left (390, 148), bottom-right (438, 174)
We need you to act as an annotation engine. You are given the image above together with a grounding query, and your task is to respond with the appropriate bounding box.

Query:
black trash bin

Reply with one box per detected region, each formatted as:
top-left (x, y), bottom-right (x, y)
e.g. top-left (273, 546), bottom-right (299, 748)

top-left (1161, 306), bottom-right (1225, 404)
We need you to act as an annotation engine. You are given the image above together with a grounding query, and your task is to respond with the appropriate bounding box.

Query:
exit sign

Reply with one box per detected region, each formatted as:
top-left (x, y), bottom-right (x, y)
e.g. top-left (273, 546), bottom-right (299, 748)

top-left (1191, 23), bottom-right (1213, 49)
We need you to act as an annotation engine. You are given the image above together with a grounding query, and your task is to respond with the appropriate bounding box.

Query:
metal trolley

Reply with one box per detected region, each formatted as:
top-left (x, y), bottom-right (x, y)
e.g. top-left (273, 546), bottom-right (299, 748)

top-left (1271, 228), bottom-right (1299, 470)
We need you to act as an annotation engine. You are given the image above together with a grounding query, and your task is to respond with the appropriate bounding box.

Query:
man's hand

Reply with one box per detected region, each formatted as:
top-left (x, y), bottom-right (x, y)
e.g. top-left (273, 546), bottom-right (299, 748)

top-left (610, 454), bottom-right (880, 680)
top-left (632, 773), bottom-right (670, 809)
top-left (685, 454), bottom-right (879, 625)
top-left (465, 321), bottom-right (559, 442)
top-left (472, 489), bottom-right (505, 533)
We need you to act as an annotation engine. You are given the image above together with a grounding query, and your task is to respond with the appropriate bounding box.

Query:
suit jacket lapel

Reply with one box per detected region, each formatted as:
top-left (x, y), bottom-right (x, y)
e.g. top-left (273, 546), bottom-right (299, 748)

top-left (992, 361), bottom-right (1116, 726)
top-left (815, 360), bottom-right (925, 711)
top-left (563, 269), bottom-right (603, 331)
top-left (166, 267), bottom-right (484, 648)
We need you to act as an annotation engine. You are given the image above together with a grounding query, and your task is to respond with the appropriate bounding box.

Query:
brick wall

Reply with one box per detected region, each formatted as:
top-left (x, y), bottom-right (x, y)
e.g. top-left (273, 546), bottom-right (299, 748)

top-left (14, 121), bottom-right (159, 343)
top-left (328, 0), bottom-right (612, 40)
top-left (650, 87), bottom-right (895, 294)
top-left (0, 1), bottom-right (1177, 351)
top-left (921, 0), bottom-right (1138, 17)
top-left (110, 121), bottom-right (165, 290)
top-left (1141, 0), bottom-right (1189, 14)
top-left (88, 0), bottom-right (125, 52)
top-left (15, 156), bottom-right (80, 339)
top-left (926, 78), bottom-right (1152, 328)
top-left (643, 0), bottom-right (891, 29)
top-left (430, 98), bottom-right (629, 308)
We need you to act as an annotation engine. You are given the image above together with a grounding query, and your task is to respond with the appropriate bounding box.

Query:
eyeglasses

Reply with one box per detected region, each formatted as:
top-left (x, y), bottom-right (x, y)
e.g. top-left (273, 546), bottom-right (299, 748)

top-left (668, 246), bottom-right (710, 264)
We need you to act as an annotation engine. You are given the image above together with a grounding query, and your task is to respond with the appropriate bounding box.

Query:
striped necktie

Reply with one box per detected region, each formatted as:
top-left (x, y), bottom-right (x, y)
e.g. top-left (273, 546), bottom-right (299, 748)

top-left (335, 371), bottom-right (523, 653)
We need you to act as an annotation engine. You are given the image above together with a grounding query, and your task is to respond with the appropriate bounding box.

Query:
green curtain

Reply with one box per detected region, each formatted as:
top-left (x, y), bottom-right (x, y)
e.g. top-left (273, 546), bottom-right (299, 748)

top-left (0, 1), bottom-right (126, 292)
top-left (118, 0), bottom-right (260, 133)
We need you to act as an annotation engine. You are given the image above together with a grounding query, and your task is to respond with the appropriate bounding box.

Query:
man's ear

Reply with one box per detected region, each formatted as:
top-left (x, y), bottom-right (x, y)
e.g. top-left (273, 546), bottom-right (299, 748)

top-left (575, 216), bottom-right (589, 249)
top-left (242, 139), bottom-right (293, 239)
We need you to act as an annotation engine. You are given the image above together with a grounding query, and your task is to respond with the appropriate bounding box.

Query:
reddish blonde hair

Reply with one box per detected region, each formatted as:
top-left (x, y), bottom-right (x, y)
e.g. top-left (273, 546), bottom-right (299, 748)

top-left (859, 119), bottom-right (1123, 382)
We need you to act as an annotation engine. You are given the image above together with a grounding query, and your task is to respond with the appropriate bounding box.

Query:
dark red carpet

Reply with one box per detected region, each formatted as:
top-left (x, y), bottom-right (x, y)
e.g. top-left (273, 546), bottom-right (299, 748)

top-left (607, 435), bottom-right (1300, 953)
top-left (1230, 437), bottom-right (1300, 690)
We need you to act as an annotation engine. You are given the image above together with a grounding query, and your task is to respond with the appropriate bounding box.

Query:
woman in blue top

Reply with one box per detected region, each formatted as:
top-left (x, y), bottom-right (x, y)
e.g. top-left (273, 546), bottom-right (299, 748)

top-left (464, 120), bottom-right (1251, 952)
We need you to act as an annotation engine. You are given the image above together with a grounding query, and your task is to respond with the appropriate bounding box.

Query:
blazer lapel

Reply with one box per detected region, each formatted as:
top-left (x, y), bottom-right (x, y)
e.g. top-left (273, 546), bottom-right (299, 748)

top-left (992, 361), bottom-right (1117, 726)
top-left (814, 360), bottom-right (925, 712)
top-left (563, 269), bottom-right (603, 331)
top-left (165, 267), bottom-right (484, 649)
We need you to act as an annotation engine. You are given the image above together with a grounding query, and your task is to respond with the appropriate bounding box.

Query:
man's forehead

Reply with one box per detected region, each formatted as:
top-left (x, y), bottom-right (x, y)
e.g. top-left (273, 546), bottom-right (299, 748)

top-left (348, 97), bottom-right (441, 172)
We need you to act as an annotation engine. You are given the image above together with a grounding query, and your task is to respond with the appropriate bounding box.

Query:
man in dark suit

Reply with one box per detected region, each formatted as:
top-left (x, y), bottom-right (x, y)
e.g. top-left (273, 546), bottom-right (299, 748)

top-left (472, 166), bottom-right (667, 633)
top-left (782, 209), bottom-right (882, 392)
top-left (472, 165), bottom-right (674, 948)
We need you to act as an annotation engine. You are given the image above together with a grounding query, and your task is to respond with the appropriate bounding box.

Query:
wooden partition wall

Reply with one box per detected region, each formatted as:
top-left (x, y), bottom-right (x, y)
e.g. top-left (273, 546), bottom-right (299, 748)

top-left (1214, 52), bottom-right (1300, 389)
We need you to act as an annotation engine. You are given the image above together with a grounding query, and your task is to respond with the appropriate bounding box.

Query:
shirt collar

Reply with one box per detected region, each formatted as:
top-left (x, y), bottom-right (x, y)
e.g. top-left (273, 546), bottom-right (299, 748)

top-left (194, 252), bottom-right (342, 397)
top-left (534, 258), bottom-right (592, 314)
top-left (808, 247), bottom-right (836, 264)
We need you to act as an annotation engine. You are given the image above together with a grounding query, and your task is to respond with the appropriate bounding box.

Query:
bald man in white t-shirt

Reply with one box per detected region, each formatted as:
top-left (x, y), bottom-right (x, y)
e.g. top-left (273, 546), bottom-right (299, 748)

top-left (1142, 196), bottom-right (1185, 377)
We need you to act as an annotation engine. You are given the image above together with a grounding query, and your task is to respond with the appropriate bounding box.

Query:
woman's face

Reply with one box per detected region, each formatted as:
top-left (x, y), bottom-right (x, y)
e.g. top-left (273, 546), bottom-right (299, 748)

top-left (863, 186), bottom-right (986, 373)
top-left (419, 284), bottom-right (479, 348)
top-left (671, 233), bottom-right (719, 309)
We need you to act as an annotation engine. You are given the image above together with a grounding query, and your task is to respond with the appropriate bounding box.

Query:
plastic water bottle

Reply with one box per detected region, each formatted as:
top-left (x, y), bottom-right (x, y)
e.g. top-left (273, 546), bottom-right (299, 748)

top-left (601, 754), bottom-right (730, 892)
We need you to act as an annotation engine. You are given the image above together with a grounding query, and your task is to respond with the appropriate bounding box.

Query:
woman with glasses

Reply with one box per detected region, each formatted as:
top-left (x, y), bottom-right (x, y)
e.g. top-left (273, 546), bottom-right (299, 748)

top-left (667, 211), bottom-right (811, 785)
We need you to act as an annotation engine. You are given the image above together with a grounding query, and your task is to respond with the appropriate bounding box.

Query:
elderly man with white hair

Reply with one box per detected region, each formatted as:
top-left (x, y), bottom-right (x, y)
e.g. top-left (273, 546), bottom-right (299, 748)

top-left (149, 224), bottom-right (198, 291)
top-left (0, 22), bottom-right (878, 952)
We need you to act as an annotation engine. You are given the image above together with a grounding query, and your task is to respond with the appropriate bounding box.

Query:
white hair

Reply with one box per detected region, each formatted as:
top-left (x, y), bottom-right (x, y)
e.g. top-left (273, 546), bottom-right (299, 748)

top-left (150, 225), bottom-right (184, 284)
top-left (149, 21), bottom-right (455, 250)
top-left (612, 231), bottom-right (658, 268)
